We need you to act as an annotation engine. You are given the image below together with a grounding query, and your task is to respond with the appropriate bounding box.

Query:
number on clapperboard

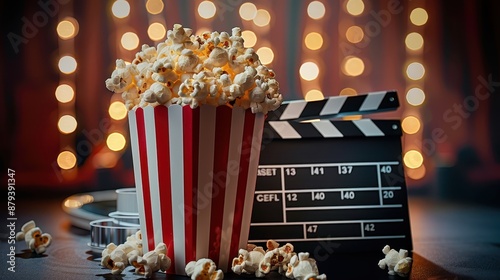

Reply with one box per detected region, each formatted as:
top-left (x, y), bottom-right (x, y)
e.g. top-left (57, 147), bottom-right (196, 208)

top-left (341, 191), bottom-right (355, 200)
top-left (311, 167), bottom-right (324, 175)
top-left (380, 165), bottom-right (392, 173)
top-left (311, 192), bottom-right (325, 201)
top-left (364, 223), bottom-right (375, 232)
top-left (307, 225), bottom-right (318, 233)
top-left (287, 193), bottom-right (297, 201)
top-left (383, 191), bottom-right (394, 199)
top-left (285, 168), bottom-right (296, 176)
top-left (338, 165), bottom-right (353, 174)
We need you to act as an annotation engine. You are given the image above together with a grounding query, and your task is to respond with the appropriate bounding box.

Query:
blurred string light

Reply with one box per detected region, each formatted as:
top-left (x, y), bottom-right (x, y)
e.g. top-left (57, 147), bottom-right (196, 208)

top-left (58, 115), bottom-right (77, 134)
top-left (407, 164), bottom-right (426, 180)
top-left (346, 0), bottom-right (364, 16)
top-left (253, 9), bottom-right (271, 27)
top-left (299, 62), bottom-right (320, 81)
top-left (58, 55), bottom-right (77, 74)
top-left (102, 0), bottom-right (134, 169)
top-left (56, 6), bottom-right (79, 171)
top-left (57, 151), bottom-right (77, 170)
top-left (121, 32), bottom-right (139, 50)
top-left (402, 116), bottom-right (421, 134)
top-left (342, 56), bottom-right (364, 76)
top-left (404, 150), bottom-right (424, 169)
top-left (404, 6), bottom-right (427, 182)
top-left (198, 1), bottom-right (216, 19)
top-left (148, 22), bottom-right (166, 41)
top-left (340, 88), bottom-right (357, 96)
top-left (109, 101), bottom-right (127, 120)
top-left (195, 27), bottom-right (210, 36)
top-left (304, 32), bottom-right (323, 50)
top-left (112, 0), bottom-right (130, 18)
top-left (55, 84), bottom-right (74, 103)
top-left (305, 89), bottom-right (324, 101)
top-left (242, 30), bottom-right (257, 48)
top-left (406, 87), bottom-right (425, 106)
top-left (405, 32), bottom-right (424, 51)
top-left (406, 62), bottom-right (425, 80)
top-left (56, 17), bottom-right (78, 40)
top-left (146, 0), bottom-right (164, 15)
top-left (346, 26), bottom-right (364, 43)
top-left (410, 8), bottom-right (428, 26)
top-left (256, 47), bottom-right (274, 64)
top-left (239, 2), bottom-right (257, 21)
top-left (93, 151), bottom-right (119, 168)
top-left (107, 132), bottom-right (126, 151)
top-left (307, 1), bottom-right (326, 20)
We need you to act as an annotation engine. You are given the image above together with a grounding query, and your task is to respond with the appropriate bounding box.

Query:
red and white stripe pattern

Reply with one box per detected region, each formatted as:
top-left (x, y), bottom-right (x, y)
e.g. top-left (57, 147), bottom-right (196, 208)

top-left (128, 105), bottom-right (265, 274)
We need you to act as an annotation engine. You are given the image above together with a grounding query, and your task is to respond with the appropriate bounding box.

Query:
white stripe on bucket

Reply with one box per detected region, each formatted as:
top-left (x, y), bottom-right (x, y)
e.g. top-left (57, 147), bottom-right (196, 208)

top-left (168, 105), bottom-right (186, 273)
top-left (128, 111), bottom-right (149, 251)
top-left (196, 105), bottom-right (216, 260)
top-left (239, 112), bottom-right (265, 250)
top-left (144, 106), bottom-right (163, 246)
top-left (218, 107), bottom-right (245, 271)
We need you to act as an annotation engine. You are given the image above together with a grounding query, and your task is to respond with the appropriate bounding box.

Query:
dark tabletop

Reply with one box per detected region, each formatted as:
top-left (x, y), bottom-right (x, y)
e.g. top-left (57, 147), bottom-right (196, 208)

top-left (1, 194), bottom-right (499, 280)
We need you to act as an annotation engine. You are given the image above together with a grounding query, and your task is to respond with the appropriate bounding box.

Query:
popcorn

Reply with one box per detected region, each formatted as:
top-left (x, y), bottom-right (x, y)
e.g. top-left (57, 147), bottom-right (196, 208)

top-left (101, 230), bottom-right (143, 275)
top-left (285, 252), bottom-right (327, 280)
top-left (129, 242), bottom-right (171, 278)
top-left (378, 245), bottom-right (412, 277)
top-left (105, 24), bottom-right (283, 114)
top-left (231, 246), bottom-right (267, 278)
top-left (105, 59), bottom-right (135, 94)
top-left (101, 243), bottom-right (128, 274)
top-left (100, 230), bottom-right (171, 278)
top-left (260, 241), bottom-right (295, 274)
top-left (185, 258), bottom-right (224, 280)
top-left (143, 82), bottom-right (172, 105)
top-left (230, 240), bottom-right (298, 278)
top-left (15, 220), bottom-right (52, 254)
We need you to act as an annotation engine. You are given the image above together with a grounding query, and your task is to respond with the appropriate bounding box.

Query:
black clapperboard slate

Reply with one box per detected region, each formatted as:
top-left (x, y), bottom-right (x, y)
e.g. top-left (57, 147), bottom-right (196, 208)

top-left (249, 90), bottom-right (412, 257)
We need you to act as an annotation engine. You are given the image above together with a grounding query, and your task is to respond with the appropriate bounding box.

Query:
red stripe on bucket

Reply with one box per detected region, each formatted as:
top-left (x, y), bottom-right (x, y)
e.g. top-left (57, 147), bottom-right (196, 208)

top-left (135, 108), bottom-right (156, 251)
top-left (208, 106), bottom-right (233, 264)
top-left (228, 110), bottom-right (256, 265)
top-left (183, 105), bottom-right (199, 264)
top-left (154, 106), bottom-right (175, 272)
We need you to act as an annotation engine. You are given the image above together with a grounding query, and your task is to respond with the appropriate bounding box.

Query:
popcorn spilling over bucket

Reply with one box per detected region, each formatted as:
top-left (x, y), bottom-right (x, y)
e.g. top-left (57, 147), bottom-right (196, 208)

top-left (105, 24), bottom-right (282, 275)
top-left (129, 105), bottom-right (265, 273)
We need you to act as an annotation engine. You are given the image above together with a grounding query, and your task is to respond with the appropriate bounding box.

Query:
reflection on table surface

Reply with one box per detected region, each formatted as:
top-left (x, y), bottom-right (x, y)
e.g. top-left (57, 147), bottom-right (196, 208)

top-left (1, 195), bottom-right (499, 279)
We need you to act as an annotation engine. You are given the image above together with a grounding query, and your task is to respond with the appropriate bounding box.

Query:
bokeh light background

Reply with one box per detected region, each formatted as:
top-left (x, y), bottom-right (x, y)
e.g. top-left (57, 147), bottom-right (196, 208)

top-left (2, 0), bottom-right (500, 205)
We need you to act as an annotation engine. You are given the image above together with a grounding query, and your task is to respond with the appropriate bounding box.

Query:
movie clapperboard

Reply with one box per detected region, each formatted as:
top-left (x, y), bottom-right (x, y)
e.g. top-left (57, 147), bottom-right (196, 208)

top-left (249, 90), bottom-right (412, 257)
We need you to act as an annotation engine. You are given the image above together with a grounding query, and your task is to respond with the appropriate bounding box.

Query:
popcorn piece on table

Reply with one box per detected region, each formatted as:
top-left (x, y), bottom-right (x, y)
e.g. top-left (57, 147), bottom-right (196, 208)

top-left (101, 230), bottom-right (143, 275)
top-left (231, 245), bottom-right (267, 278)
top-left (285, 252), bottom-right (327, 280)
top-left (15, 220), bottom-right (52, 254)
top-left (129, 242), bottom-right (171, 278)
top-left (378, 245), bottom-right (412, 277)
top-left (185, 258), bottom-right (224, 280)
top-left (260, 240), bottom-right (295, 274)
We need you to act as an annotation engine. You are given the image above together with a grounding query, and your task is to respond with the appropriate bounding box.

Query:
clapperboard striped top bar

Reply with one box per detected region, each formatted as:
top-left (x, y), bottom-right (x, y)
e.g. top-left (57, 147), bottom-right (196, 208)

top-left (266, 119), bottom-right (402, 139)
top-left (266, 90), bottom-right (399, 121)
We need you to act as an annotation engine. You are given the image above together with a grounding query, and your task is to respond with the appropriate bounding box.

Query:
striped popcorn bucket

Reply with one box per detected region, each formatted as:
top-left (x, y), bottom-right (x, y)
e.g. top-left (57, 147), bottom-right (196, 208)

top-left (128, 104), bottom-right (265, 274)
